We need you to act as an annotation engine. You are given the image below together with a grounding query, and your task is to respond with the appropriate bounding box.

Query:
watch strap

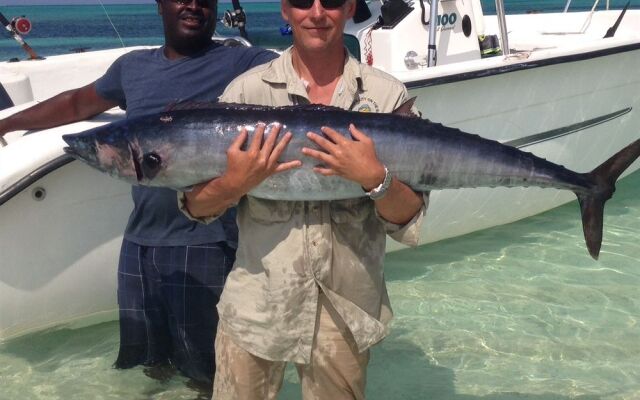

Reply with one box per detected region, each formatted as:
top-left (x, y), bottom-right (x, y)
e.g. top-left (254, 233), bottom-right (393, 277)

top-left (364, 165), bottom-right (392, 200)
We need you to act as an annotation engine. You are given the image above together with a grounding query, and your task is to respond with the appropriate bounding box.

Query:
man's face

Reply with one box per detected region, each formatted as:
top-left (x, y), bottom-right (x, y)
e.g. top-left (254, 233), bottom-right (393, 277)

top-left (281, 0), bottom-right (355, 52)
top-left (158, 0), bottom-right (218, 47)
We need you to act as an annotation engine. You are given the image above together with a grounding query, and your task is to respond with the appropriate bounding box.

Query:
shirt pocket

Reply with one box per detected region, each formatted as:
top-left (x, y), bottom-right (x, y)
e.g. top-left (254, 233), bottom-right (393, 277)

top-left (329, 198), bottom-right (372, 224)
top-left (246, 196), bottom-right (295, 224)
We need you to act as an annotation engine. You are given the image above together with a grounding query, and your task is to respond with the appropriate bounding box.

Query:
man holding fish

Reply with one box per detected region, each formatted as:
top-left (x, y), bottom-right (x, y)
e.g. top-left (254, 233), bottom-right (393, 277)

top-left (0, 0), bottom-right (276, 389)
top-left (181, 0), bottom-right (427, 397)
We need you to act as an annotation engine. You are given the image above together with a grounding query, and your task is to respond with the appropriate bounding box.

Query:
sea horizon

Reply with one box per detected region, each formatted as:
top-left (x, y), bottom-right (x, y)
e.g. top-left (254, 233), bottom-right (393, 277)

top-left (0, 0), bottom-right (635, 63)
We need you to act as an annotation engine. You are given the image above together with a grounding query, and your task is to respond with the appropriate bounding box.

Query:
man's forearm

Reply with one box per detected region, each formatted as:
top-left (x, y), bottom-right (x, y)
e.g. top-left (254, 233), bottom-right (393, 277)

top-left (374, 178), bottom-right (425, 225)
top-left (184, 175), bottom-right (245, 219)
top-left (0, 84), bottom-right (116, 136)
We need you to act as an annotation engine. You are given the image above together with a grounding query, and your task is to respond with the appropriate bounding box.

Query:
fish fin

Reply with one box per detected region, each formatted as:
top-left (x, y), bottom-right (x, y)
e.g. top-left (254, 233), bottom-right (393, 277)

top-left (576, 195), bottom-right (605, 260)
top-left (392, 97), bottom-right (420, 118)
top-left (576, 138), bottom-right (640, 259)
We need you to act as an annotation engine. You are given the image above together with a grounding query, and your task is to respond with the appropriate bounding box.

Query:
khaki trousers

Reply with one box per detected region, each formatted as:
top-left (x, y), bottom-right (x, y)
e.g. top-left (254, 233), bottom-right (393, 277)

top-left (212, 294), bottom-right (370, 400)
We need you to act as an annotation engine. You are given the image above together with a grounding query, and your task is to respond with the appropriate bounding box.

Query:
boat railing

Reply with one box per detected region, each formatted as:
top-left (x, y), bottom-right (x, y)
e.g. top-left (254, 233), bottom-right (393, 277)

top-left (564, 0), bottom-right (610, 12)
top-left (494, 0), bottom-right (510, 56)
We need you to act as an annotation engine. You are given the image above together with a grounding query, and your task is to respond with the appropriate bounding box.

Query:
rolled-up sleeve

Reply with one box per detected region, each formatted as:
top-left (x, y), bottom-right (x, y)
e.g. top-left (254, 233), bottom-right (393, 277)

top-left (176, 191), bottom-right (222, 225)
top-left (177, 77), bottom-right (249, 224)
top-left (376, 192), bottom-right (429, 247)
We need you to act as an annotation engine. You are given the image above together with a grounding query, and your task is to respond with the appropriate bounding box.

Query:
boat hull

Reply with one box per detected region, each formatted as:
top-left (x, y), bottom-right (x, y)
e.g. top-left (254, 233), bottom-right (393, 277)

top-left (388, 44), bottom-right (640, 250)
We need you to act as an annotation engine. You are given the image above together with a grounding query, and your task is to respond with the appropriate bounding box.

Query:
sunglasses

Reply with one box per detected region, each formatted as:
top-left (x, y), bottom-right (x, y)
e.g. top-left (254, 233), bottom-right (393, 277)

top-left (288, 0), bottom-right (347, 10)
top-left (168, 0), bottom-right (216, 7)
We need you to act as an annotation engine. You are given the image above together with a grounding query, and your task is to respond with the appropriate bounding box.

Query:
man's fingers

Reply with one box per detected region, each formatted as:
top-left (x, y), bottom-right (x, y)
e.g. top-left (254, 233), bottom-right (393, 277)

top-left (348, 123), bottom-right (368, 141)
top-left (229, 127), bottom-right (248, 151)
top-left (302, 147), bottom-right (332, 164)
top-left (319, 126), bottom-right (346, 144)
top-left (269, 130), bottom-right (292, 163)
top-left (262, 123), bottom-right (281, 155)
top-left (248, 123), bottom-right (266, 153)
top-left (312, 166), bottom-right (335, 176)
top-left (306, 131), bottom-right (338, 152)
top-left (274, 160), bottom-right (302, 173)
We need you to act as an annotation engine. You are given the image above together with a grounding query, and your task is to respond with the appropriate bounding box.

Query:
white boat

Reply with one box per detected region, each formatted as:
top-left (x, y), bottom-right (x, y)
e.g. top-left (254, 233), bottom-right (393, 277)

top-left (1, 0), bottom-right (639, 340)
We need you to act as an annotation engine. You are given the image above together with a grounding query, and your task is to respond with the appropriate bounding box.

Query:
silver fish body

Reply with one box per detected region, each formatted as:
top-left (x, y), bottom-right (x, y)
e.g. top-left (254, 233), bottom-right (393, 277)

top-left (63, 103), bottom-right (640, 259)
top-left (64, 104), bottom-right (595, 198)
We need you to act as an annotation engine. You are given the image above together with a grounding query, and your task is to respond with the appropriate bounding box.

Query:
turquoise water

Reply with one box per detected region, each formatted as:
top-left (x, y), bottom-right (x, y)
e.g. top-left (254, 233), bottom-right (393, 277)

top-left (0, 0), bottom-right (637, 61)
top-left (2, 171), bottom-right (639, 399)
top-left (0, 2), bottom-right (289, 61)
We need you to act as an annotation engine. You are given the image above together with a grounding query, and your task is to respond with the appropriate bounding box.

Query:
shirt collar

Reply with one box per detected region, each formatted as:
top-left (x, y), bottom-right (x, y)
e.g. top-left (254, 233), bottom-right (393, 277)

top-left (262, 46), bottom-right (363, 104)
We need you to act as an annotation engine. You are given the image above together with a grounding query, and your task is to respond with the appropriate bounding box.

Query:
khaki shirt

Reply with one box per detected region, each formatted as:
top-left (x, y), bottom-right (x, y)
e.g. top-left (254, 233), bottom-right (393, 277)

top-left (184, 47), bottom-right (428, 363)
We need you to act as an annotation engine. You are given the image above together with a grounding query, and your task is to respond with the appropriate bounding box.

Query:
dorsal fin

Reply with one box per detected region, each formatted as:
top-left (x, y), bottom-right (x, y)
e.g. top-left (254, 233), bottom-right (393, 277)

top-left (392, 97), bottom-right (419, 118)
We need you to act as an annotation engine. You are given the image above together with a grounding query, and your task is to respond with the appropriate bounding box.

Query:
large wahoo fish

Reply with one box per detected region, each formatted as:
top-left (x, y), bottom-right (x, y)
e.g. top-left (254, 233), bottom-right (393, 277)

top-left (63, 101), bottom-right (640, 259)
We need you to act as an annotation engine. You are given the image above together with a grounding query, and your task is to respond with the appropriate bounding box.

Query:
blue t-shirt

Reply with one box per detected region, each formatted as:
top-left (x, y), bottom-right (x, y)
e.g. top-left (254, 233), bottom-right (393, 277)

top-left (95, 43), bottom-right (277, 247)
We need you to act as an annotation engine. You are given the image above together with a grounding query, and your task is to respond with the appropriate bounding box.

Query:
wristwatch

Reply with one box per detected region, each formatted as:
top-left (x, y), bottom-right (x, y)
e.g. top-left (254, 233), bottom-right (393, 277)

top-left (364, 165), bottom-right (392, 200)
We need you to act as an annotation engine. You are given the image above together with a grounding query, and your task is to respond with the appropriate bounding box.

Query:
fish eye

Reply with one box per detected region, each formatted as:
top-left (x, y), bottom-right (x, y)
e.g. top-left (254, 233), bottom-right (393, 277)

top-left (141, 152), bottom-right (163, 179)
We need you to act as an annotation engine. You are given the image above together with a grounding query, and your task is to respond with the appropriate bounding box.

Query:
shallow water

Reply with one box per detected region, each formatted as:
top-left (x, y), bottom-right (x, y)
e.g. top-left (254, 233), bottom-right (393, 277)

top-left (2, 171), bottom-right (639, 399)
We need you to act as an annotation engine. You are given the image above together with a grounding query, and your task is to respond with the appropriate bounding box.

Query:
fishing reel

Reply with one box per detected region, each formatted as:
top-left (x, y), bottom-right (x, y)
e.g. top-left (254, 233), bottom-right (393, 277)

top-left (10, 16), bottom-right (31, 35)
top-left (222, 7), bottom-right (246, 29)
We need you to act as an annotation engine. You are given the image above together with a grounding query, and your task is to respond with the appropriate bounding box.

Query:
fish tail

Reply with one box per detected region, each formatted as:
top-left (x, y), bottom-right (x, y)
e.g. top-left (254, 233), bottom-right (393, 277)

top-left (576, 138), bottom-right (640, 259)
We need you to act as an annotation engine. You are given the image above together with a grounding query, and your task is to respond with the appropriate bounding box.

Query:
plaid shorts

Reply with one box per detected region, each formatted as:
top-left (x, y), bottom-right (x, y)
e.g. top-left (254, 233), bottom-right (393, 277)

top-left (114, 239), bottom-right (235, 385)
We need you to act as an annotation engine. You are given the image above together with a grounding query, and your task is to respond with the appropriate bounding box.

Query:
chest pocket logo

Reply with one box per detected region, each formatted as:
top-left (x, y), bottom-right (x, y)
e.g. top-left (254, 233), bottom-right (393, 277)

top-left (352, 96), bottom-right (380, 113)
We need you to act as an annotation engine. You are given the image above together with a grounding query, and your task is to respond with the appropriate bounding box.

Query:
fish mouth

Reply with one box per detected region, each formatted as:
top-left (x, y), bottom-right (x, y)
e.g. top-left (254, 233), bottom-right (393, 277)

top-left (63, 145), bottom-right (79, 158)
top-left (62, 133), bottom-right (99, 165)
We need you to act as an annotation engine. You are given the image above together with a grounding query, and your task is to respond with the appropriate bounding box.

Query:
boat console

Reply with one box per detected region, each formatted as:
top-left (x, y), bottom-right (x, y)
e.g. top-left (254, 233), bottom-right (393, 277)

top-left (345, 0), bottom-right (487, 73)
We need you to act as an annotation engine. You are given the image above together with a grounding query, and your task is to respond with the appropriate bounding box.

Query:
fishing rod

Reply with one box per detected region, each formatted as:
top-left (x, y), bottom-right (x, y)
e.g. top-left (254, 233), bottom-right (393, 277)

top-left (0, 11), bottom-right (40, 60)
top-left (97, 0), bottom-right (125, 48)
top-left (222, 0), bottom-right (250, 41)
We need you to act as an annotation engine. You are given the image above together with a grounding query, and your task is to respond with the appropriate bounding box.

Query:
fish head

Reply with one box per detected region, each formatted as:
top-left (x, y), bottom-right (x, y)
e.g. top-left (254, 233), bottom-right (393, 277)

top-left (63, 122), bottom-right (146, 186)
top-left (63, 119), bottom-right (182, 188)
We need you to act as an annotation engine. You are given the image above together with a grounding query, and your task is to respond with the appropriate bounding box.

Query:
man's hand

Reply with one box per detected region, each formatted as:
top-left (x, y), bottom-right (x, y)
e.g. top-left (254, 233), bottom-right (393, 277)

top-left (302, 123), bottom-right (385, 190)
top-left (303, 122), bottom-right (424, 225)
top-left (223, 122), bottom-right (301, 196)
top-left (184, 123), bottom-right (301, 218)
